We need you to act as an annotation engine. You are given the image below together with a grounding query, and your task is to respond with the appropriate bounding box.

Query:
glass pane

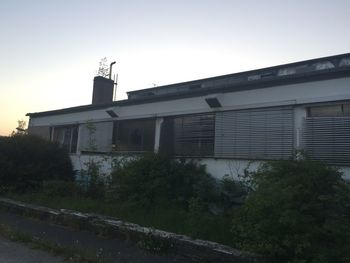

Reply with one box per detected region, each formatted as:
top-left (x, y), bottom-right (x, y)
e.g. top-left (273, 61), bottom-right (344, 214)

top-left (70, 127), bottom-right (78, 153)
top-left (53, 126), bottom-right (78, 153)
top-left (62, 128), bottom-right (72, 151)
top-left (161, 113), bottom-right (214, 156)
top-left (308, 105), bottom-right (342, 117)
top-left (114, 119), bottom-right (155, 152)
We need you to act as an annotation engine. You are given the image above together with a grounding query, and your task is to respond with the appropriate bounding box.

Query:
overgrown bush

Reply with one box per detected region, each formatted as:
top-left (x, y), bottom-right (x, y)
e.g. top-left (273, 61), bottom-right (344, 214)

top-left (110, 153), bottom-right (216, 207)
top-left (231, 158), bottom-right (350, 263)
top-left (0, 135), bottom-right (74, 193)
top-left (218, 175), bottom-right (247, 210)
top-left (77, 159), bottom-right (106, 199)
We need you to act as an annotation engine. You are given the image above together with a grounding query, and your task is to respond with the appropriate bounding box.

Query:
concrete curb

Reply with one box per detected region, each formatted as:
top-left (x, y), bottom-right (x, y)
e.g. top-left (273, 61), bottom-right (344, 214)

top-left (0, 197), bottom-right (264, 263)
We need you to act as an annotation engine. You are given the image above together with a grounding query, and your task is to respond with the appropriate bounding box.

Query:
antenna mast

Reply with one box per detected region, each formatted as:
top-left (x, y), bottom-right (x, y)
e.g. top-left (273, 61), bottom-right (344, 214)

top-left (113, 74), bottom-right (118, 101)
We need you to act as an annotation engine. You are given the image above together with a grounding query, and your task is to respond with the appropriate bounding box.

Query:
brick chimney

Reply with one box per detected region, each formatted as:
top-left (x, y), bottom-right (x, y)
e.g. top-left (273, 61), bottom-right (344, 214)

top-left (92, 76), bottom-right (114, 104)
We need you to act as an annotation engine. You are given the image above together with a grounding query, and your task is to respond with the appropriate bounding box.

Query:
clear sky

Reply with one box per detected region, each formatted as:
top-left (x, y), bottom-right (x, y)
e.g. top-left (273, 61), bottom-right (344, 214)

top-left (0, 0), bottom-right (349, 135)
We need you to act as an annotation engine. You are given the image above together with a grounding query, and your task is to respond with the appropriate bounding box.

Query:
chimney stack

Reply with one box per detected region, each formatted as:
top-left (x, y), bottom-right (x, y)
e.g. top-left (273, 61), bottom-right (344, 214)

top-left (92, 76), bottom-right (114, 104)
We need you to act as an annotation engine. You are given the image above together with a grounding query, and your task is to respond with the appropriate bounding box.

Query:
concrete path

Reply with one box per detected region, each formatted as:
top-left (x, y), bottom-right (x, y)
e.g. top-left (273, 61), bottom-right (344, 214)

top-left (0, 235), bottom-right (65, 263)
top-left (0, 210), bottom-right (189, 263)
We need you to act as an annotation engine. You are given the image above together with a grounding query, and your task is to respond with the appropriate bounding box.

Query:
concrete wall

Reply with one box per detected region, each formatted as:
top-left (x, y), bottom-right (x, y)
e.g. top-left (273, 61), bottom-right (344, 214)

top-left (27, 125), bottom-right (51, 140)
top-left (70, 154), bottom-right (350, 181)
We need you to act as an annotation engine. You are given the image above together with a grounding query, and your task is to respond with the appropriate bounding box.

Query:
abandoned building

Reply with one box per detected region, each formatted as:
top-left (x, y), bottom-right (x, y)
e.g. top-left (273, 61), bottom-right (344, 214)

top-left (27, 53), bottom-right (350, 179)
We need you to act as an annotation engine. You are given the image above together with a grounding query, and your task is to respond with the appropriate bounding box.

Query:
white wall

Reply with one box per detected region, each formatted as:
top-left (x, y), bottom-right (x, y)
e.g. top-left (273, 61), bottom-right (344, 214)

top-left (30, 76), bottom-right (350, 180)
top-left (70, 154), bottom-right (350, 180)
top-left (30, 77), bottom-right (350, 127)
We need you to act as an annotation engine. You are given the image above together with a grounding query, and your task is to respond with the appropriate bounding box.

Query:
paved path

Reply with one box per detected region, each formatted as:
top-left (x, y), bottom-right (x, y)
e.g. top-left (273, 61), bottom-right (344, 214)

top-left (0, 210), bottom-right (189, 263)
top-left (0, 235), bottom-right (64, 263)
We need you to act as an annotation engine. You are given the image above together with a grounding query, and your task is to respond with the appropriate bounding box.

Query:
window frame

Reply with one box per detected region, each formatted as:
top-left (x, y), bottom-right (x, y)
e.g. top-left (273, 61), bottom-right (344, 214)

top-left (52, 125), bottom-right (79, 154)
top-left (159, 112), bottom-right (215, 157)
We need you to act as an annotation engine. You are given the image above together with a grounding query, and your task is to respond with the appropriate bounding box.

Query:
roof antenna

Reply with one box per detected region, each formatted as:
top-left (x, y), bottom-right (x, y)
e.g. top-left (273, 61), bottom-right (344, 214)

top-left (113, 73), bottom-right (118, 101)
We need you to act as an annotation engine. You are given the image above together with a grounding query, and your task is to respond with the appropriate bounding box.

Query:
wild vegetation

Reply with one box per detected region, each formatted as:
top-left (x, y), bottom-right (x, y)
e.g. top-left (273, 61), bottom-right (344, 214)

top-left (0, 135), bottom-right (74, 193)
top-left (1, 136), bottom-right (350, 262)
top-left (231, 158), bottom-right (350, 263)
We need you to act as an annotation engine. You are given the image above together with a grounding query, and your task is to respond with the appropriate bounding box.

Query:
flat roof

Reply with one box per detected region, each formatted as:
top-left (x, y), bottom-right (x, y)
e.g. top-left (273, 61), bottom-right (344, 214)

top-left (27, 53), bottom-right (350, 118)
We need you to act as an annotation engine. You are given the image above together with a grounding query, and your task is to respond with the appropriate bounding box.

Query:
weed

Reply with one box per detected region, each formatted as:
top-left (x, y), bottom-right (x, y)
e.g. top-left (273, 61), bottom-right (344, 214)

top-left (138, 230), bottom-right (174, 254)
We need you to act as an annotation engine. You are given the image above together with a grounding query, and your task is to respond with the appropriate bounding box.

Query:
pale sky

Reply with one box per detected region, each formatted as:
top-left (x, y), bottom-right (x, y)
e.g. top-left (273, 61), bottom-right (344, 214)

top-left (0, 0), bottom-right (349, 135)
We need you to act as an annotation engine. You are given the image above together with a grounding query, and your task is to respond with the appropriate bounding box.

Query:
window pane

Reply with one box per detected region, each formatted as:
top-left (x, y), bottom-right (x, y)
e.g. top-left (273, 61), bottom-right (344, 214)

top-left (79, 122), bottom-right (113, 153)
top-left (160, 113), bottom-right (215, 156)
top-left (308, 105), bottom-right (342, 117)
top-left (62, 128), bottom-right (72, 151)
top-left (70, 126), bottom-right (78, 153)
top-left (52, 125), bottom-right (78, 154)
top-left (113, 118), bottom-right (155, 152)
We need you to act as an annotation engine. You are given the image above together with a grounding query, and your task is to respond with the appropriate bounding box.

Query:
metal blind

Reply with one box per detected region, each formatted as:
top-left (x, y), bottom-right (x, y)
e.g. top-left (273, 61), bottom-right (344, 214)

top-left (174, 114), bottom-right (215, 156)
top-left (79, 121), bottom-right (113, 153)
top-left (160, 113), bottom-right (215, 156)
top-left (304, 117), bottom-right (350, 165)
top-left (215, 107), bottom-right (294, 159)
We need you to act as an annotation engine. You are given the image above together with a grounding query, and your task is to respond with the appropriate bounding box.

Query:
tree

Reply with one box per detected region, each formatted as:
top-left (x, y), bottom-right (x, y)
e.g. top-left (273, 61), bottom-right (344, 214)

top-left (96, 57), bottom-right (109, 78)
top-left (10, 119), bottom-right (27, 136)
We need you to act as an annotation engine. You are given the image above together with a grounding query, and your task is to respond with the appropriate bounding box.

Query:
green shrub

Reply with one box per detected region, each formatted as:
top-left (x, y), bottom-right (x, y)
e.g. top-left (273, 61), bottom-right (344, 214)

top-left (0, 135), bottom-right (74, 193)
top-left (231, 158), bottom-right (350, 263)
top-left (110, 153), bottom-right (216, 207)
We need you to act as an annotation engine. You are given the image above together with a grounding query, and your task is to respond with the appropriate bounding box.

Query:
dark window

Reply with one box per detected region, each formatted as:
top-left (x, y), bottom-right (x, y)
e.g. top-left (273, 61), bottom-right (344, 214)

top-left (52, 125), bottom-right (78, 153)
top-left (113, 118), bottom-right (155, 152)
top-left (160, 113), bottom-right (215, 156)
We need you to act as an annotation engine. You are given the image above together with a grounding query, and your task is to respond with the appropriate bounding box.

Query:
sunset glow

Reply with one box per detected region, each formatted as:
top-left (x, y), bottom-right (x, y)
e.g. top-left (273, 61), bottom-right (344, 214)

top-left (1, 0), bottom-right (349, 135)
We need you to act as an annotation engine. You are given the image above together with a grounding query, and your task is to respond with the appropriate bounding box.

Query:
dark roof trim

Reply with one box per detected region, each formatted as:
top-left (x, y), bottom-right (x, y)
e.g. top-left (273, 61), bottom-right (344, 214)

top-left (127, 52), bottom-right (350, 96)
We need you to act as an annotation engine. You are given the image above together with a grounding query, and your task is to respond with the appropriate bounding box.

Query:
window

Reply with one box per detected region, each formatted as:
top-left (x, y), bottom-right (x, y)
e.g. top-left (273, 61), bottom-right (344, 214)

top-left (308, 103), bottom-right (350, 117)
top-left (52, 125), bottom-right (78, 153)
top-left (215, 107), bottom-right (294, 160)
top-left (304, 102), bottom-right (350, 165)
top-left (160, 113), bottom-right (215, 156)
top-left (113, 118), bottom-right (155, 152)
top-left (79, 121), bottom-right (113, 153)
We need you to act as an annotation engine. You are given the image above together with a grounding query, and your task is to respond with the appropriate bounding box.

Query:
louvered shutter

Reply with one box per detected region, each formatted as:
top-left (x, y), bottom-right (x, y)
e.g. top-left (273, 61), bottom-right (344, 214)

top-left (304, 117), bottom-right (350, 165)
top-left (215, 107), bottom-right (294, 159)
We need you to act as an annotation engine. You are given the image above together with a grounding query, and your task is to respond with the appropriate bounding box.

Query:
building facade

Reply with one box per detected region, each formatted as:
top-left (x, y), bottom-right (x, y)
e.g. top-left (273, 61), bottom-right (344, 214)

top-left (27, 53), bottom-right (350, 179)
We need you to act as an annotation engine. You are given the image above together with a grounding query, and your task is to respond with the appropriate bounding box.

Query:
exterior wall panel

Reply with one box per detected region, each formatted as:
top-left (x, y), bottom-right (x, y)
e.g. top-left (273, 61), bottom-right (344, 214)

top-left (27, 125), bottom-right (51, 140)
